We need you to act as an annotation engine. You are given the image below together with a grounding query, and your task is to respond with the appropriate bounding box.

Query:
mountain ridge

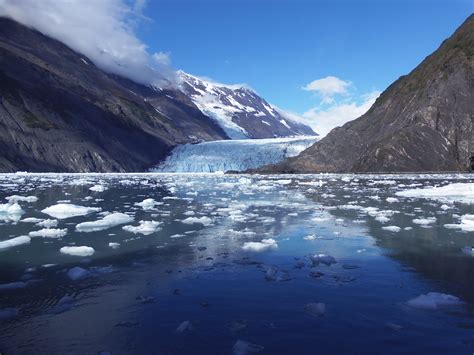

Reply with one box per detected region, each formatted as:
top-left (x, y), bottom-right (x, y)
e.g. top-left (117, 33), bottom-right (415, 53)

top-left (253, 14), bottom-right (474, 173)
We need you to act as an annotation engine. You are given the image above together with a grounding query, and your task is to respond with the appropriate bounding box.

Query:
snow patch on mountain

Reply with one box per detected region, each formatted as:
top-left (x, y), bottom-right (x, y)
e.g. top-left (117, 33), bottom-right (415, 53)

top-left (178, 71), bottom-right (316, 139)
top-left (153, 136), bottom-right (318, 173)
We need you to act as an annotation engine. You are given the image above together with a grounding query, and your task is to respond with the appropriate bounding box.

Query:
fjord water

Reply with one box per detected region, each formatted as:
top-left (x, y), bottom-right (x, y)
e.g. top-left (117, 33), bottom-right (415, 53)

top-left (0, 173), bottom-right (473, 354)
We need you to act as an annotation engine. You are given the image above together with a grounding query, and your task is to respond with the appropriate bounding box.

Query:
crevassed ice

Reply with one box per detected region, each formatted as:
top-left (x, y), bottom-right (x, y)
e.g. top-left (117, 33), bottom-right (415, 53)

top-left (153, 136), bottom-right (318, 173)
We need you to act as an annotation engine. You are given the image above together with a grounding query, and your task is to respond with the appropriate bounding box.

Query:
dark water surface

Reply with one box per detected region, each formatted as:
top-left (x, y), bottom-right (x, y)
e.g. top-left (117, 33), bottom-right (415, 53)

top-left (0, 173), bottom-right (473, 354)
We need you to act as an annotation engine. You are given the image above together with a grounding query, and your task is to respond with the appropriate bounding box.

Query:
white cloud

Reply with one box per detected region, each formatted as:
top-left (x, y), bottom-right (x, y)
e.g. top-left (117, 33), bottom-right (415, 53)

top-left (0, 0), bottom-right (176, 87)
top-left (302, 76), bottom-right (351, 104)
top-left (301, 91), bottom-right (381, 137)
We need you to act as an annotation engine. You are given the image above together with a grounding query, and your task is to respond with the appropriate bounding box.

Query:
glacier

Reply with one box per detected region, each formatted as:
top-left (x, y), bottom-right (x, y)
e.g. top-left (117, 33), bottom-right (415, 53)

top-left (153, 136), bottom-right (318, 173)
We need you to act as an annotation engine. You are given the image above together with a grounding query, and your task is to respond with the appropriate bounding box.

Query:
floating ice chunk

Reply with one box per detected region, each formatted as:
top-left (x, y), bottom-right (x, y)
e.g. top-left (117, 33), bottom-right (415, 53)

top-left (21, 217), bottom-right (43, 223)
top-left (407, 292), bottom-right (464, 310)
top-left (443, 214), bottom-right (474, 232)
top-left (42, 203), bottom-right (101, 219)
top-left (396, 183), bottom-right (474, 204)
top-left (385, 197), bottom-right (399, 203)
top-left (76, 213), bottom-right (134, 232)
top-left (36, 219), bottom-right (58, 228)
top-left (0, 235), bottom-right (31, 250)
top-left (242, 238), bottom-right (278, 252)
top-left (48, 296), bottom-right (76, 314)
top-left (6, 195), bottom-right (38, 203)
top-left (310, 254), bottom-right (336, 266)
top-left (176, 320), bottom-right (193, 333)
top-left (60, 246), bottom-right (95, 257)
top-left (67, 266), bottom-right (90, 280)
top-left (412, 217), bottom-right (436, 225)
top-left (304, 302), bottom-right (326, 317)
top-left (0, 202), bottom-right (24, 222)
top-left (135, 198), bottom-right (160, 211)
top-left (265, 267), bottom-right (278, 281)
top-left (233, 340), bottom-right (264, 355)
top-left (122, 220), bottom-right (162, 235)
top-left (29, 228), bottom-right (67, 238)
top-left (181, 216), bottom-right (213, 226)
top-left (382, 226), bottom-right (401, 232)
top-left (89, 184), bottom-right (107, 192)
top-left (303, 234), bottom-right (316, 240)
top-left (108, 242), bottom-right (120, 249)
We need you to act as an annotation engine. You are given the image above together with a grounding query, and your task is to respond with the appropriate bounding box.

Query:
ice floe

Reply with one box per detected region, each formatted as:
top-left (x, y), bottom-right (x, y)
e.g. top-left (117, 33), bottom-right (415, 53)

top-left (122, 220), bottom-right (162, 235)
top-left (60, 246), bottom-right (95, 257)
top-left (407, 292), bottom-right (464, 310)
top-left (5, 195), bottom-right (38, 203)
top-left (382, 226), bottom-right (401, 232)
top-left (135, 198), bottom-right (161, 211)
top-left (29, 228), bottom-right (67, 238)
top-left (0, 202), bottom-right (24, 223)
top-left (89, 184), bottom-right (107, 192)
top-left (67, 266), bottom-right (90, 280)
top-left (181, 216), bottom-right (213, 226)
top-left (242, 238), bottom-right (278, 252)
top-left (76, 213), bottom-right (134, 232)
top-left (42, 203), bottom-right (101, 219)
top-left (412, 217), bottom-right (436, 225)
top-left (310, 254), bottom-right (336, 266)
top-left (443, 214), bottom-right (474, 232)
top-left (396, 183), bottom-right (474, 204)
top-left (0, 236), bottom-right (31, 250)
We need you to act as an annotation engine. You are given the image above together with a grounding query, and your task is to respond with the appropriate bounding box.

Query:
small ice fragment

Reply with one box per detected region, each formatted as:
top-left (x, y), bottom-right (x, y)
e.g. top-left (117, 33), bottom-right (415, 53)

top-left (412, 217), bottom-right (437, 225)
top-left (242, 239), bottom-right (278, 252)
top-left (0, 235), bottom-right (31, 250)
top-left (108, 242), bottom-right (120, 249)
top-left (48, 296), bottom-right (76, 314)
top-left (42, 203), bottom-right (101, 219)
top-left (265, 267), bottom-right (278, 281)
top-left (76, 213), bottom-right (133, 232)
top-left (407, 292), bottom-right (464, 310)
top-left (89, 184), bottom-right (107, 192)
top-left (386, 197), bottom-right (399, 203)
top-left (60, 246), bottom-right (95, 257)
top-left (36, 219), bottom-right (58, 228)
top-left (135, 198), bottom-right (159, 211)
top-left (181, 216), bottom-right (213, 226)
top-left (6, 195), bottom-right (38, 203)
top-left (304, 302), bottom-right (326, 317)
top-left (310, 254), bottom-right (336, 266)
top-left (303, 234), bottom-right (316, 240)
top-left (382, 226), bottom-right (401, 232)
top-left (67, 266), bottom-right (90, 280)
top-left (29, 228), bottom-right (67, 238)
top-left (122, 220), bottom-right (161, 235)
top-left (176, 320), bottom-right (193, 333)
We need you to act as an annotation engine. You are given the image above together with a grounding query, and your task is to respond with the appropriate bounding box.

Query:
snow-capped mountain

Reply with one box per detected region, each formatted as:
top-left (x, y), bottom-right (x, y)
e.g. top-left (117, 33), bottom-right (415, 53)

top-left (153, 136), bottom-right (318, 173)
top-left (178, 71), bottom-right (316, 139)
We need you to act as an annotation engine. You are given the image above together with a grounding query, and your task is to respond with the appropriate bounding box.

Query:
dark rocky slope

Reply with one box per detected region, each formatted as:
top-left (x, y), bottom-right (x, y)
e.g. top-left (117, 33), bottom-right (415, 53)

top-left (0, 18), bottom-right (228, 172)
top-left (255, 14), bottom-right (473, 173)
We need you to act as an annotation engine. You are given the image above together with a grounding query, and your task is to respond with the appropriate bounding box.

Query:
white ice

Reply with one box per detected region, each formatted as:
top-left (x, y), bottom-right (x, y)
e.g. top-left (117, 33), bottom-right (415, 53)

top-left (42, 203), bottom-right (101, 219)
top-left (0, 236), bottom-right (31, 250)
top-left (29, 228), bottom-right (67, 238)
top-left (396, 183), bottom-right (474, 204)
top-left (407, 292), bottom-right (464, 310)
top-left (76, 213), bottom-right (134, 232)
top-left (242, 238), bottom-right (278, 252)
top-left (122, 220), bottom-right (162, 235)
top-left (60, 246), bottom-right (95, 257)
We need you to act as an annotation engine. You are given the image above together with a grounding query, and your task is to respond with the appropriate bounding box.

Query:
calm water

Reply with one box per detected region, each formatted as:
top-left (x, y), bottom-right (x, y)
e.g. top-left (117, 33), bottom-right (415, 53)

top-left (0, 173), bottom-right (473, 354)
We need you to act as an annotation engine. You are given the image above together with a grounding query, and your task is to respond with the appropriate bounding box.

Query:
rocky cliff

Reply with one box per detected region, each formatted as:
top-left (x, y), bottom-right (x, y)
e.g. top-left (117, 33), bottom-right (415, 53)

top-left (0, 18), bottom-right (228, 172)
top-left (255, 15), bottom-right (473, 173)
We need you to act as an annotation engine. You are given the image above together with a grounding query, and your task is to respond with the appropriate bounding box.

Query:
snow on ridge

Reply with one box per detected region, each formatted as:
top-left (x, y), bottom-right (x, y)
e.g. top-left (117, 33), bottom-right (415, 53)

top-left (178, 71), bottom-right (314, 139)
top-left (153, 136), bottom-right (318, 173)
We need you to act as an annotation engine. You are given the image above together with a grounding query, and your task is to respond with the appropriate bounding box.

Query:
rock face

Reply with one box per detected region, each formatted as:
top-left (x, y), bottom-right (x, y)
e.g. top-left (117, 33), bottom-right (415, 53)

top-left (178, 71), bottom-right (316, 139)
top-left (256, 15), bottom-right (473, 173)
top-left (0, 18), bottom-right (227, 172)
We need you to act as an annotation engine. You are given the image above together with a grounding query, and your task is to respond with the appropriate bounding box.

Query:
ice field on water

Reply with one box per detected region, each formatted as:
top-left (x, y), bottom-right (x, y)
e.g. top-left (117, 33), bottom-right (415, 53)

top-left (0, 172), bottom-right (474, 354)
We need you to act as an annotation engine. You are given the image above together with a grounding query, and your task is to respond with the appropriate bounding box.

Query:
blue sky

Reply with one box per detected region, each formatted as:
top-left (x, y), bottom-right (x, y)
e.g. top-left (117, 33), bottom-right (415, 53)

top-left (2, 0), bottom-right (472, 135)
top-left (139, 1), bottom-right (472, 115)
